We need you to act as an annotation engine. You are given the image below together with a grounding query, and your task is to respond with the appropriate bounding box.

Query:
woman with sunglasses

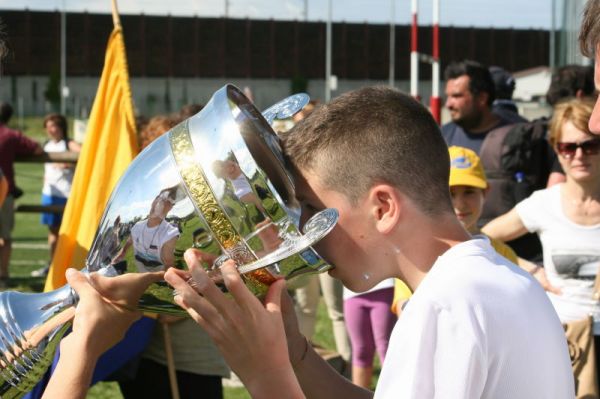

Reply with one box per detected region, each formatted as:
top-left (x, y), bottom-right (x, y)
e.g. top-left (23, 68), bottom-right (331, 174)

top-left (483, 97), bottom-right (600, 351)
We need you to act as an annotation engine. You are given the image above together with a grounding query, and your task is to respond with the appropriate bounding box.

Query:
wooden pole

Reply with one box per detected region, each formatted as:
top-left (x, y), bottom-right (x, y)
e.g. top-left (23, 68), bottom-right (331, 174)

top-left (162, 323), bottom-right (181, 399)
top-left (16, 151), bottom-right (78, 163)
top-left (111, 0), bottom-right (121, 28)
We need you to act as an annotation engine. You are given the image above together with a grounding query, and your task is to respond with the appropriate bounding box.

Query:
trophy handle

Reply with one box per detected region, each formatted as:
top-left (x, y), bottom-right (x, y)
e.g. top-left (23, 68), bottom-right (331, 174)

top-left (236, 208), bottom-right (338, 275)
top-left (261, 93), bottom-right (310, 125)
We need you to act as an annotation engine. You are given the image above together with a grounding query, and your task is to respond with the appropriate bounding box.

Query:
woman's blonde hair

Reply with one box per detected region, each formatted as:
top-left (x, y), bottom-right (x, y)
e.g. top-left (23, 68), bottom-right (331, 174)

top-left (139, 115), bottom-right (176, 150)
top-left (549, 98), bottom-right (595, 147)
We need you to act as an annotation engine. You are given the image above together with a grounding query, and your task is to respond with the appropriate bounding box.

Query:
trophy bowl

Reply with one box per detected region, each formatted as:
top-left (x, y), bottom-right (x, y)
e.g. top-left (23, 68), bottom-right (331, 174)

top-left (0, 84), bottom-right (338, 397)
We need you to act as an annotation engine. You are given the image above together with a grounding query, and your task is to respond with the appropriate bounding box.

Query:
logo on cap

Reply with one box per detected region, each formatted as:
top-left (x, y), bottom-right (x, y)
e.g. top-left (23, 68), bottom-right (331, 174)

top-left (451, 156), bottom-right (472, 169)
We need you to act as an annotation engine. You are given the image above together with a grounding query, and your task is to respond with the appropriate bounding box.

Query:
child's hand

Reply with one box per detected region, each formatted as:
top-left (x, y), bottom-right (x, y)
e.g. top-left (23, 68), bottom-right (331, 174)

top-left (66, 268), bottom-right (163, 358)
top-left (165, 249), bottom-right (302, 397)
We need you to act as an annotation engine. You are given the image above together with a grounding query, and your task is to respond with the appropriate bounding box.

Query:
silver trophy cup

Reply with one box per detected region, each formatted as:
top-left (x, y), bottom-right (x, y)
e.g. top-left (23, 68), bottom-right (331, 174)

top-left (0, 84), bottom-right (337, 397)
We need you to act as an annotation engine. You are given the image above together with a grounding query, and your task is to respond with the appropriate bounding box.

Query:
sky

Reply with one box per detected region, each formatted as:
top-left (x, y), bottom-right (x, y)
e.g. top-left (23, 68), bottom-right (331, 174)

top-left (0, 0), bottom-right (560, 29)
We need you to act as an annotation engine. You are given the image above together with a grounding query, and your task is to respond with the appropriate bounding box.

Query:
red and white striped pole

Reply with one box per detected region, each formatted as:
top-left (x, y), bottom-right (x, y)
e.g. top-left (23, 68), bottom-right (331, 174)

top-left (430, 0), bottom-right (441, 124)
top-left (410, 0), bottom-right (419, 99)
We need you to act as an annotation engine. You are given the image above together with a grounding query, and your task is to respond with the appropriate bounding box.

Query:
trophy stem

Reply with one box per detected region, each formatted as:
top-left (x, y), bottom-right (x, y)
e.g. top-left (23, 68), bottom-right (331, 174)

top-left (0, 284), bottom-right (76, 398)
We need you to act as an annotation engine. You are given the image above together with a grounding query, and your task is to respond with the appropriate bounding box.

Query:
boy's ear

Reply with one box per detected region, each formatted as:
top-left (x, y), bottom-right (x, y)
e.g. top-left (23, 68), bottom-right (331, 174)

top-left (368, 184), bottom-right (401, 234)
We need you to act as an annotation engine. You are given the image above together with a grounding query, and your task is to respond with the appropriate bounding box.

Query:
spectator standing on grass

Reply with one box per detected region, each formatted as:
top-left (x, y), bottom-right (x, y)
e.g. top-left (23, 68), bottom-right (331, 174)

top-left (483, 98), bottom-right (600, 368)
top-left (343, 278), bottom-right (395, 389)
top-left (0, 102), bottom-right (43, 287)
top-left (442, 60), bottom-right (511, 154)
top-left (529, 64), bottom-right (597, 188)
top-left (32, 113), bottom-right (81, 278)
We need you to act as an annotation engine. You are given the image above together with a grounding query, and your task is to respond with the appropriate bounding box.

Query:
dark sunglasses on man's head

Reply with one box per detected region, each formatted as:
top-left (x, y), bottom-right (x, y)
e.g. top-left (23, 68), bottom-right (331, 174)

top-left (556, 139), bottom-right (600, 158)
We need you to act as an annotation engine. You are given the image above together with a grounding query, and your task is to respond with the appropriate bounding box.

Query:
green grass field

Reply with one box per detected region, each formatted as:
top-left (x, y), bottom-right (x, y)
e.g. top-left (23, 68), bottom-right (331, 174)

top-left (8, 117), bottom-right (349, 398)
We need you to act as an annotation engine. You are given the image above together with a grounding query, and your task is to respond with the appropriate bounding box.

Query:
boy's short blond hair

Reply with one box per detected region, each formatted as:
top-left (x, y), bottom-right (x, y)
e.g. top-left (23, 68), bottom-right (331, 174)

top-left (579, 0), bottom-right (600, 57)
top-left (283, 86), bottom-right (452, 216)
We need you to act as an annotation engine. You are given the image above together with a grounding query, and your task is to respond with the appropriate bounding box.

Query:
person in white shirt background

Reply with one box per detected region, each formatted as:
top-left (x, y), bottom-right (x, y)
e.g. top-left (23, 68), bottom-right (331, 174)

top-left (343, 277), bottom-right (395, 388)
top-left (34, 113), bottom-right (81, 277)
top-left (484, 98), bottom-right (600, 376)
top-left (212, 158), bottom-right (265, 215)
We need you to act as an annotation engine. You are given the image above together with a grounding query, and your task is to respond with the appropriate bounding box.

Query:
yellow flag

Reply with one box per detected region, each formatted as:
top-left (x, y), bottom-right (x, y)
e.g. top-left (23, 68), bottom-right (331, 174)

top-left (45, 26), bottom-right (138, 291)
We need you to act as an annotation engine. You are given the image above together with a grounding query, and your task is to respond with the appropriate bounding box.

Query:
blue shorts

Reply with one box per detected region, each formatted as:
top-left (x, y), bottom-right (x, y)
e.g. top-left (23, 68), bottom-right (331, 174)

top-left (41, 194), bottom-right (67, 227)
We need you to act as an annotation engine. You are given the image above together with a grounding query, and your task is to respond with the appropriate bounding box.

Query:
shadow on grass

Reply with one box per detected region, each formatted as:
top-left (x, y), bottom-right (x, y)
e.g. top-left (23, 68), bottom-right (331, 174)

top-left (3, 276), bottom-right (46, 293)
top-left (12, 237), bottom-right (48, 242)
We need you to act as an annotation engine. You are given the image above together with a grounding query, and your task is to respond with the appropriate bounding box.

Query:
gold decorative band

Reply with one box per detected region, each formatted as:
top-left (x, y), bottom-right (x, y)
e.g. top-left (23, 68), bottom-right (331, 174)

top-left (169, 122), bottom-right (277, 291)
top-left (169, 122), bottom-right (244, 251)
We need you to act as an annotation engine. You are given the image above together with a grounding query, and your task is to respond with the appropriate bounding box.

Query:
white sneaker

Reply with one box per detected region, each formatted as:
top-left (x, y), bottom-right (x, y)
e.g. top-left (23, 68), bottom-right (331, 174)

top-left (31, 266), bottom-right (49, 277)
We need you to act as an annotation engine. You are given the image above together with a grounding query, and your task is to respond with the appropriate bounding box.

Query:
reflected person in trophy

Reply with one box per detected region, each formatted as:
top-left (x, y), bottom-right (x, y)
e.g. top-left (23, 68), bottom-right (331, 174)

top-left (212, 157), bottom-right (266, 216)
top-left (254, 218), bottom-right (283, 257)
top-left (88, 216), bottom-right (123, 271)
top-left (113, 187), bottom-right (180, 272)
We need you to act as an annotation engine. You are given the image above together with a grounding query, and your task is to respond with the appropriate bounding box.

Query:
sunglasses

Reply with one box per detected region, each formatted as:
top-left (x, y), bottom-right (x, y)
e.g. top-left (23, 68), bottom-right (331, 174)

top-left (556, 139), bottom-right (600, 158)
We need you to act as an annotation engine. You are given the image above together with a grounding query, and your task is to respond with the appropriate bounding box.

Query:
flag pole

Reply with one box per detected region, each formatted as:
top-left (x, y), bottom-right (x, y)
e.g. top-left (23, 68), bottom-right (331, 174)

top-left (106, 7), bottom-right (180, 399)
top-left (111, 0), bottom-right (121, 28)
top-left (162, 323), bottom-right (181, 399)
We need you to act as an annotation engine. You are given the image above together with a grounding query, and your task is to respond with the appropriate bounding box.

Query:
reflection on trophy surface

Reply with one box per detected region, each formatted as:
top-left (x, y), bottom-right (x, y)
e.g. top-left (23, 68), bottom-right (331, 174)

top-left (0, 84), bottom-right (338, 398)
top-left (112, 186), bottom-right (182, 273)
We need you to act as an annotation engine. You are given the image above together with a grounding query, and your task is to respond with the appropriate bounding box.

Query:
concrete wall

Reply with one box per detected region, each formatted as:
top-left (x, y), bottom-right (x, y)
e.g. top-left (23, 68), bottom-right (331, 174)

top-left (1, 75), bottom-right (434, 118)
top-left (3, 73), bottom-right (553, 128)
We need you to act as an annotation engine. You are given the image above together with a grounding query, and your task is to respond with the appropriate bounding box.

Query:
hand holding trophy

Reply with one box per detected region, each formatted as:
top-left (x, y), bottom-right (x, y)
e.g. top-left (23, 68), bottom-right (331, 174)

top-left (0, 85), bottom-right (338, 398)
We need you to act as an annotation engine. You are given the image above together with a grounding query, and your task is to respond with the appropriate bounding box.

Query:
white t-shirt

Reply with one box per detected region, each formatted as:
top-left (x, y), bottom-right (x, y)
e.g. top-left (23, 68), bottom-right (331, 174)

top-left (516, 184), bottom-right (600, 333)
top-left (231, 174), bottom-right (253, 199)
top-left (42, 140), bottom-right (74, 197)
top-left (343, 278), bottom-right (394, 300)
top-left (130, 219), bottom-right (180, 273)
top-left (375, 238), bottom-right (573, 399)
